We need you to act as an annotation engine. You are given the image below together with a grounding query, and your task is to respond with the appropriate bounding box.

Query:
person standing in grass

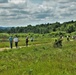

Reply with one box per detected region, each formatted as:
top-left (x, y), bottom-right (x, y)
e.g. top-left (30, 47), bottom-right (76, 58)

top-left (31, 37), bottom-right (34, 42)
top-left (9, 36), bottom-right (13, 49)
top-left (67, 35), bottom-right (70, 41)
top-left (26, 36), bottom-right (29, 46)
top-left (14, 35), bottom-right (19, 48)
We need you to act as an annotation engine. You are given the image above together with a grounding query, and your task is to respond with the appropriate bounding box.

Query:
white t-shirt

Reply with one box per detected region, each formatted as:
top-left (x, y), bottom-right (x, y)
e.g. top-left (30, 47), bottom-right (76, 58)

top-left (14, 37), bottom-right (18, 42)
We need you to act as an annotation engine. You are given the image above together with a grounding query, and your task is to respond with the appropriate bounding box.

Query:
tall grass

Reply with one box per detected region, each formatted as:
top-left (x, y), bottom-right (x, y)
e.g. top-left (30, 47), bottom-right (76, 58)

top-left (0, 38), bottom-right (76, 75)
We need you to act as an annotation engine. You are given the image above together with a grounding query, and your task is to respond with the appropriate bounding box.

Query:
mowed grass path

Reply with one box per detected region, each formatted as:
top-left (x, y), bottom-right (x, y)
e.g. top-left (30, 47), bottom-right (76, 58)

top-left (0, 38), bottom-right (76, 75)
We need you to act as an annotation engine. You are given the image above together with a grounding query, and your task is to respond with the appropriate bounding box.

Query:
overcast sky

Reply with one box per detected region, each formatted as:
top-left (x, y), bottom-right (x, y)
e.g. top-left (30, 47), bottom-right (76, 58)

top-left (0, 0), bottom-right (76, 27)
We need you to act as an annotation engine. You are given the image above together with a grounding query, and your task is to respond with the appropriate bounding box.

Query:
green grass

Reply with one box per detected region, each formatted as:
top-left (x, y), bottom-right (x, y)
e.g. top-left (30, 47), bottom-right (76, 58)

top-left (0, 38), bottom-right (76, 75)
top-left (0, 34), bottom-right (54, 48)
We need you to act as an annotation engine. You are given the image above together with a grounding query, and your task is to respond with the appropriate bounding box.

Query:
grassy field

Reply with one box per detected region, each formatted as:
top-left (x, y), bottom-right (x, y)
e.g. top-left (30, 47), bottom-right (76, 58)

top-left (0, 33), bottom-right (55, 48)
top-left (0, 33), bottom-right (76, 75)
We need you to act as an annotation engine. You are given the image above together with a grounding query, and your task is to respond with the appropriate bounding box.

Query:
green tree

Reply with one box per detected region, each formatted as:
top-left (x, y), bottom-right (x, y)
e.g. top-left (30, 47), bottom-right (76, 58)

top-left (67, 26), bottom-right (75, 33)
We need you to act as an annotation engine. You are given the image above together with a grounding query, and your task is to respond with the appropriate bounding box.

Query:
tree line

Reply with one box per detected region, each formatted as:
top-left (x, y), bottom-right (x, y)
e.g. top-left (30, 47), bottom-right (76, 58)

top-left (0, 20), bottom-right (76, 34)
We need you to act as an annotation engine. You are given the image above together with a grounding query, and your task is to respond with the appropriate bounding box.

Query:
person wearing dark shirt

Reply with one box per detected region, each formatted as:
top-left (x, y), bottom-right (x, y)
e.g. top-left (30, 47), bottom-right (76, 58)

top-left (26, 36), bottom-right (29, 46)
top-left (9, 36), bottom-right (13, 49)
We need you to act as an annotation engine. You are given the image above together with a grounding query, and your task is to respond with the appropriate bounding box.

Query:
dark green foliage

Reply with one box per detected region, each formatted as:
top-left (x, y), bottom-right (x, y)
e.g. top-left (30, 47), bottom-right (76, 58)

top-left (0, 20), bottom-right (76, 34)
top-left (67, 26), bottom-right (75, 33)
top-left (53, 39), bottom-right (62, 47)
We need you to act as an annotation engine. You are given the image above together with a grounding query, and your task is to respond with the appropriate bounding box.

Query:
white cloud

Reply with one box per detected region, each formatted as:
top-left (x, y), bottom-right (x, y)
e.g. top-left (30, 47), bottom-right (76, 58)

top-left (0, 0), bottom-right (76, 26)
top-left (8, 0), bottom-right (26, 4)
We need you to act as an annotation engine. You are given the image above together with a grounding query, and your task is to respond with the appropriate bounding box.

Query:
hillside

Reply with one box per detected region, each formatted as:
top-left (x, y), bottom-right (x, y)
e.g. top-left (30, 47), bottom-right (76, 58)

top-left (7, 20), bottom-right (76, 33)
top-left (0, 20), bottom-right (76, 34)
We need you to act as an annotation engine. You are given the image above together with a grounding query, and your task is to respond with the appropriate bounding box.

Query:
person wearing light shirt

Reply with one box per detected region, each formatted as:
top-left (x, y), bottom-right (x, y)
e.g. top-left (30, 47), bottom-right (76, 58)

top-left (14, 35), bottom-right (19, 48)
